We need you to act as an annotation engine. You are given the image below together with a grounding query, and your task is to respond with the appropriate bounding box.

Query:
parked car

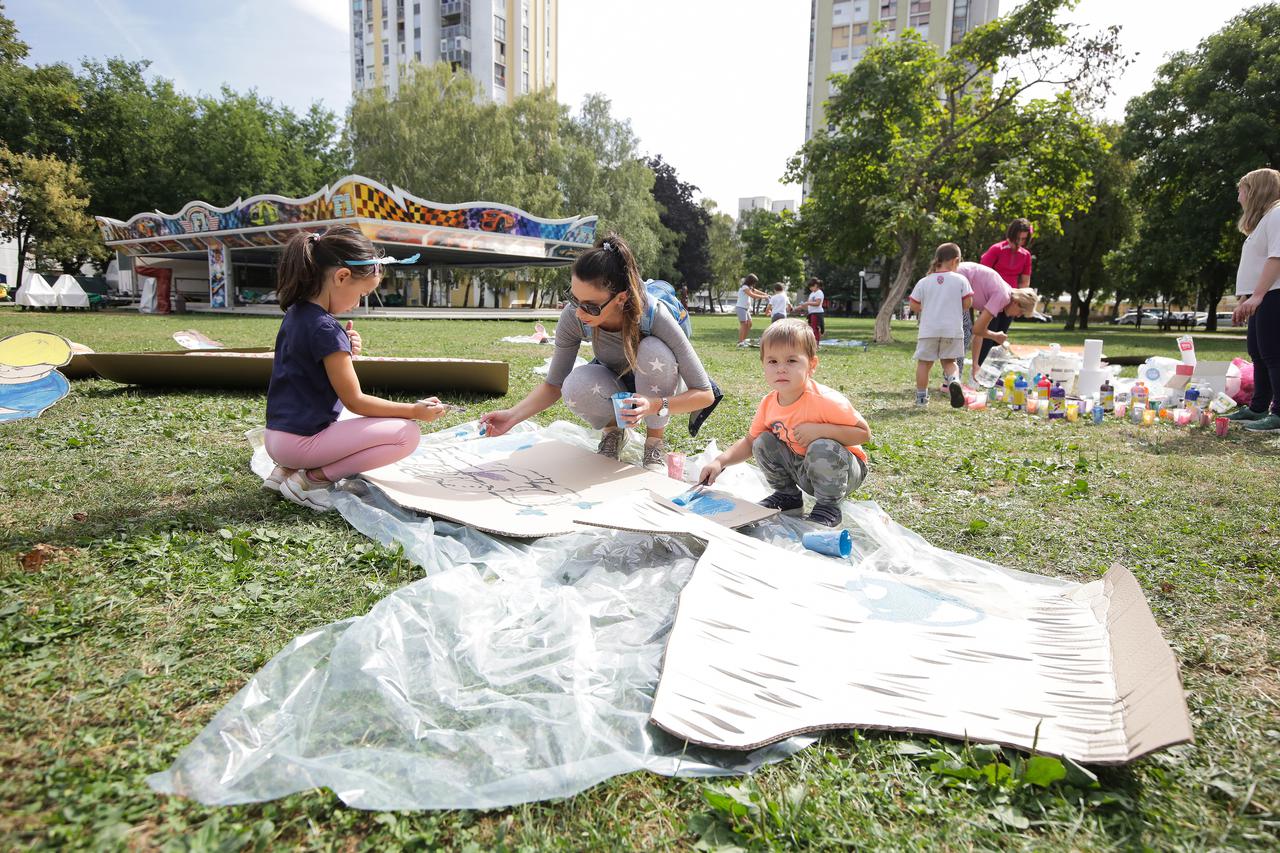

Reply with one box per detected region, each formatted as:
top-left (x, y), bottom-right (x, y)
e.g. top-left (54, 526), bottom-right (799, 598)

top-left (1112, 310), bottom-right (1162, 325)
top-left (1215, 312), bottom-right (1237, 328)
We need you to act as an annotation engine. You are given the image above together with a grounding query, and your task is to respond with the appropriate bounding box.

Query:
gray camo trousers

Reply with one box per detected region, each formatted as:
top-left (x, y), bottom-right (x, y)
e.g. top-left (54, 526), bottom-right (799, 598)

top-left (560, 337), bottom-right (681, 430)
top-left (752, 431), bottom-right (867, 505)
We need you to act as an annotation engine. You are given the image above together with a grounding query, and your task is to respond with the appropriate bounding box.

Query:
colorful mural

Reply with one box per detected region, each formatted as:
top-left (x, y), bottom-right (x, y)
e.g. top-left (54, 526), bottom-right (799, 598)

top-left (0, 332), bottom-right (73, 423)
top-left (95, 175), bottom-right (597, 261)
top-left (207, 244), bottom-right (228, 309)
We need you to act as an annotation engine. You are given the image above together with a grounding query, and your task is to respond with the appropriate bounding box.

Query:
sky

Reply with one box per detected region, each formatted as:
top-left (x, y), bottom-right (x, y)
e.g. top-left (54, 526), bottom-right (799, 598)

top-left (4, 0), bottom-right (1266, 215)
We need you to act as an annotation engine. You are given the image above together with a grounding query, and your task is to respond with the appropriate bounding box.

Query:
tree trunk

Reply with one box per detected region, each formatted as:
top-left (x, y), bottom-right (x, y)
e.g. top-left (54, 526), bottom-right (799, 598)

top-left (14, 231), bottom-right (29, 298)
top-left (873, 237), bottom-right (919, 344)
top-left (1079, 287), bottom-right (1095, 330)
top-left (1064, 292), bottom-right (1080, 331)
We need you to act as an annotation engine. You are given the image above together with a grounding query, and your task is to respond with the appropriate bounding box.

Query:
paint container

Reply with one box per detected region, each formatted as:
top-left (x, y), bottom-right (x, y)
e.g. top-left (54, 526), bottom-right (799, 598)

top-left (1027, 396), bottom-right (1038, 415)
top-left (1092, 403), bottom-right (1105, 425)
top-left (1066, 400), bottom-right (1079, 422)
top-left (1131, 402), bottom-right (1145, 424)
top-left (987, 385), bottom-right (1000, 404)
top-left (802, 529), bottom-right (852, 558)
top-left (1100, 379), bottom-right (1114, 412)
top-left (610, 392), bottom-right (637, 428)
top-left (1012, 375), bottom-right (1028, 411)
top-left (1115, 401), bottom-right (1127, 420)
top-left (1209, 392), bottom-right (1237, 414)
top-left (1215, 416), bottom-right (1230, 437)
top-left (1200, 409), bottom-right (1213, 429)
top-left (1174, 408), bottom-right (1192, 426)
top-left (1049, 383), bottom-right (1066, 420)
top-left (666, 452), bottom-right (685, 481)
top-left (1142, 406), bottom-right (1156, 426)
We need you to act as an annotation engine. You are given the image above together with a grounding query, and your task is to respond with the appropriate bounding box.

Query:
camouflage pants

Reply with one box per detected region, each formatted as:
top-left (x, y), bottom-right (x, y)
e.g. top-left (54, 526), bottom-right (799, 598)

top-left (751, 431), bottom-right (866, 505)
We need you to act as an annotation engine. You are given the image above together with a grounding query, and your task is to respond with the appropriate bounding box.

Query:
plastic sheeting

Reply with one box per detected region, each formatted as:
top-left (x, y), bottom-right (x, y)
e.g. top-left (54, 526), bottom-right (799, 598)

top-left (149, 421), bottom-right (1071, 810)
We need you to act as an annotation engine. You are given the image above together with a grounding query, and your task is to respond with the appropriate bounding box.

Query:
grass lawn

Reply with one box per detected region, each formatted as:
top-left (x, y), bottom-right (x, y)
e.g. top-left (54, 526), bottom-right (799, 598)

top-left (1, 306), bottom-right (1277, 850)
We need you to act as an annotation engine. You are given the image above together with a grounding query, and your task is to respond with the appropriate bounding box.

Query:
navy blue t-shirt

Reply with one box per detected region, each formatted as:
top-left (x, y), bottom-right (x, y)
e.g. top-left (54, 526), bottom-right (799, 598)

top-left (265, 301), bottom-right (352, 435)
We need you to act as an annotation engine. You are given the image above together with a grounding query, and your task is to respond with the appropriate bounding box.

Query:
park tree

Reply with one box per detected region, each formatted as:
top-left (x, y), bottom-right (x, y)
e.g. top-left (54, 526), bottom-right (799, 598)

top-left (738, 207), bottom-right (804, 294)
top-left (702, 199), bottom-right (743, 311)
top-left (788, 0), bottom-right (1123, 343)
top-left (0, 145), bottom-right (101, 288)
top-left (1121, 4), bottom-right (1280, 331)
top-left (1030, 124), bottom-right (1134, 330)
top-left (0, 8), bottom-right (80, 162)
top-left (647, 155), bottom-right (711, 296)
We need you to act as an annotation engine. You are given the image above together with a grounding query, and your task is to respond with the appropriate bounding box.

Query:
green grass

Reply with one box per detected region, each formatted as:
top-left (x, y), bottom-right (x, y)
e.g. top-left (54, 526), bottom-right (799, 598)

top-left (1, 306), bottom-right (1277, 850)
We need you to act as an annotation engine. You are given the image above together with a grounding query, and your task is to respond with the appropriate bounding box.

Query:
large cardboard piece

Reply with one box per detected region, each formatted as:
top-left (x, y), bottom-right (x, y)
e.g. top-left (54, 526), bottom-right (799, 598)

top-left (81, 349), bottom-right (509, 394)
top-left (641, 498), bottom-right (1191, 765)
top-left (360, 436), bottom-right (777, 538)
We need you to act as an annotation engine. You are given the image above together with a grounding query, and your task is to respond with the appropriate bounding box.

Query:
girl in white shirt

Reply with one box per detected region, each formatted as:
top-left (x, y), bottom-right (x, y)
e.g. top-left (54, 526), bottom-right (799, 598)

top-left (735, 274), bottom-right (770, 347)
top-left (767, 283), bottom-right (792, 323)
top-left (1226, 168), bottom-right (1280, 432)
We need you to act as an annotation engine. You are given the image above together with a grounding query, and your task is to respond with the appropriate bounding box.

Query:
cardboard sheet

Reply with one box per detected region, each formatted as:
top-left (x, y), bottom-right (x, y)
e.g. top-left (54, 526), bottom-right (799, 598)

top-left (360, 435), bottom-right (777, 538)
top-left (80, 349), bottom-right (509, 394)
top-left (642, 499), bottom-right (1191, 765)
top-left (0, 332), bottom-right (72, 422)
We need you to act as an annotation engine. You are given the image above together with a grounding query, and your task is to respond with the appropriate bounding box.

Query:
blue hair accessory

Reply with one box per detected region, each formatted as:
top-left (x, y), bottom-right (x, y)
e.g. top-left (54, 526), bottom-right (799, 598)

top-left (344, 253), bottom-right (421, 268)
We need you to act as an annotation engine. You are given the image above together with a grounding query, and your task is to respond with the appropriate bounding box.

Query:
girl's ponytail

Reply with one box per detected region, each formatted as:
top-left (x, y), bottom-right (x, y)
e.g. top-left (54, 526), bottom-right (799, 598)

top-left (572, 232), bottom-right (646, 372)
top-left (277, 226), bottom-right (379, 309)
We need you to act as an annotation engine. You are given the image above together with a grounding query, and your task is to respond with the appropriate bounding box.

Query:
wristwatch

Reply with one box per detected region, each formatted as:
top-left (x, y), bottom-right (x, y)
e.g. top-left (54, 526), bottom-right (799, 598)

top-left (657, 397), bottom-right (669, 418)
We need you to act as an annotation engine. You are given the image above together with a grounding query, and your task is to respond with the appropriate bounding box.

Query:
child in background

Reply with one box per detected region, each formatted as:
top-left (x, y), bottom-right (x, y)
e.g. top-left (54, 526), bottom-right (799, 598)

top-left (263, 226), bottom-right (446, 511)
top-left (767, 283), bottom-right (792, 323)
top-left (699, 319), bottom-right (870, 527)
top-left (909, 243), bottom-right (973, 407)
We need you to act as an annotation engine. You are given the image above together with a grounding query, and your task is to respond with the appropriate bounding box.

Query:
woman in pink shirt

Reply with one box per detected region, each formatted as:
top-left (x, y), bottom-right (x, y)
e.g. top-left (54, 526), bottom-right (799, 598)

top-left (957, 261), bottom-right (1040, 378)
top-left (981, 219), bottom-right (1034, 288)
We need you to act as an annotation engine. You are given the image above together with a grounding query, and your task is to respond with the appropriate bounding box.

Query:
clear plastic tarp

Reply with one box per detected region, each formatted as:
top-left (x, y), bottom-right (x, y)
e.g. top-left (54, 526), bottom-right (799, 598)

top-left (149, 421), bottom-right (1070, 810)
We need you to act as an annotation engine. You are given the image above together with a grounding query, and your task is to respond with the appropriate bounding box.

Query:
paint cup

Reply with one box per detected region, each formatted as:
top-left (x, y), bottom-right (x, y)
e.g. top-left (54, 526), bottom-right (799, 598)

top-left (1066, 401), bottom-right (1079, 422)
top-left (611, 391), bottom-right (637, 428)
top-left (802, 529), bottom-right (852, 558)
top-left (666, 451), bottom-right (685, 481)
top-left (1142, 406), bottom-right (1156, 426)
top-left (1215, 416), bottom-right (1229, 437)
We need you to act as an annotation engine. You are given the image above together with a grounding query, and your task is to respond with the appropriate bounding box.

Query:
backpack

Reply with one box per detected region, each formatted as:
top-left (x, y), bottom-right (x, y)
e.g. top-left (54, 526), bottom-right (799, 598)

top-left (581, 279), bottom-right (691, 340)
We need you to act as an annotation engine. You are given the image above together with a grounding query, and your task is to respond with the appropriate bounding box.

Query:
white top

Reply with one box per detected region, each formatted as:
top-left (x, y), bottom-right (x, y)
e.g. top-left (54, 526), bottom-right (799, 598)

top-left (909, 271), bottom-right (973, 339)
top-left (1236, 203), bottom-right (1280, 296)
top-left (806, 289), bottom-right (825, 314)
top-left (768, 292), bottom-right (789, 315)
top-left (735, 284), bottom-right (752, 311)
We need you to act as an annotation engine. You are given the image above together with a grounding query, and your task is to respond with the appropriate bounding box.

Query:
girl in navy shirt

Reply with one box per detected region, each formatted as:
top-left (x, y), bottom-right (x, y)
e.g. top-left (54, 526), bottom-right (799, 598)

top-left (264, 226), bottom-right (444, 510)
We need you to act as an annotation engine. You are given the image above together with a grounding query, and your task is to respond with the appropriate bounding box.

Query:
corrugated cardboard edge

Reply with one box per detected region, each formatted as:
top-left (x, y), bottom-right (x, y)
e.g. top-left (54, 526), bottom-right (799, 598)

top-left (81, 349), bottom-right (508, 394)
top-left (1102, 563), bottom-right (1194, 762)
top-left (648, 561), bottom-right (1193, 766)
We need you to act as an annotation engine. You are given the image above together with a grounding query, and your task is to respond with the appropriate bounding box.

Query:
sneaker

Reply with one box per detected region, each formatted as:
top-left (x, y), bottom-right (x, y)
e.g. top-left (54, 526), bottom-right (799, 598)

top-left (597, 428), bottom-right (625, 460)
top-left (262, 465), bottom-right (291, 493)
top-left (641, 439), bottom-right (666, 473)
top-left (737, 340), bottom-right (752, 348)
top-left (948, 381), bottom-right (966, 409)
top-left (1242, 413), bottom-right (1280, 433)
top-left (759, 491), bottom-right (804, 512)
top-left (915, 390), bottom-right (928, 407)
top-left (279, 470), bottom-right (335, 512)
top-left (805, 502), bottom-right (843, 527)
top-left (1226, 406), bottom-right (1266, 422)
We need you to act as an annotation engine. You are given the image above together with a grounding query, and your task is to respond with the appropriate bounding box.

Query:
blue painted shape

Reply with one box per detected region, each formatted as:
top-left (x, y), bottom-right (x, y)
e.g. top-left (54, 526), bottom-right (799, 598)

top-left (685, 493), bottom-right (735, 517)
top-left (516, 508), bottom-right (547, 516)
top-left (576, 501), bottom-right (601, 509)
top-left (0, 370), bottom-right (70, 422)
top-left (844, 577), bottom-right (984, 627)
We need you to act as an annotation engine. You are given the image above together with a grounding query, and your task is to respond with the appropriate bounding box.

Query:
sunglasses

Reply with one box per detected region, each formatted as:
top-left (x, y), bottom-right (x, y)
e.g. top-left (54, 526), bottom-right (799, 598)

top-left (568, 289), bottom-right (621, 316)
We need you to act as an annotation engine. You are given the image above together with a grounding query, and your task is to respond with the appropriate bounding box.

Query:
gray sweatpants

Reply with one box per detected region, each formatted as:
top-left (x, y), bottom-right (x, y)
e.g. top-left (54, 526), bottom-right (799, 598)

top-left (560, 337), bottom-right (681, 430)
top-left (752, 431), bottom-right (867, 505)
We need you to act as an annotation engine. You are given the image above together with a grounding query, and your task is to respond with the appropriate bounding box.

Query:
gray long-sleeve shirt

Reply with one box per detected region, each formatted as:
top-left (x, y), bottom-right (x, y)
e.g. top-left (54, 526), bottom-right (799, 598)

top-left (544, 299), bottom-right (712, 391)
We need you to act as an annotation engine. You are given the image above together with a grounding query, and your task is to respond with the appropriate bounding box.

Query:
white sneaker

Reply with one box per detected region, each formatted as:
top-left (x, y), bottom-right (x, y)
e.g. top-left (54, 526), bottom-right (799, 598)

top-left (280, 470), bottom-right (335, 512)
top-left (262, 465), bottom-right (291, 493)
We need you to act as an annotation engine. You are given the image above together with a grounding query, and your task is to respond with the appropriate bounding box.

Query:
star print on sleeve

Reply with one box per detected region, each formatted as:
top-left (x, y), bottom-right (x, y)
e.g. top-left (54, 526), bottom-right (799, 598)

top-left (563, 397), bottom-right (576, 408)
top-left (647, 357), bottom-right (669, 373)
top-left (590, 384), bottom-right (604, 397)
top-left (649, 385), bottom-right (661, 394)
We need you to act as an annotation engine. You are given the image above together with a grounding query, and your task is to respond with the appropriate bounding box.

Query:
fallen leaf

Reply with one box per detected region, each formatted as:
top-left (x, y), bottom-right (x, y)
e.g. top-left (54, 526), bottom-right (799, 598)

top-left (17, 543), bottom-right (75, 572)
top-left (1160, 582), bottom-right (1174, 594)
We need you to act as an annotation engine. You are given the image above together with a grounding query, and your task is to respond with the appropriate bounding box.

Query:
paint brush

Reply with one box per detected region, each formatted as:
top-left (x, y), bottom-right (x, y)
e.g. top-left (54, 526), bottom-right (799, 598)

top-left (671, 484), bottom-right (709, 507)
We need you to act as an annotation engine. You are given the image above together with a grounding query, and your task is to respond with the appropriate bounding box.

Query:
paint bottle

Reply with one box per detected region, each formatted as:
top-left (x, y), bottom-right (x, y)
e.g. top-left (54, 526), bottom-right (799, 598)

top-left (987, 385), bottom-right (1001, 404)
top-left (1066, 400), bottom-right (1079, 422)
top-left (1092, 403), bottom-right (1105, 425)
top-left (1184, 387), bottom-right (1201, 424)
top-left (1011, 375), bottom-right (1028, 411)
top-left (1049, 382), bottom-right (1066, 420)
top-left (1132, 381), bottom-right (1149, 411)
top-left (1036, 374), bottom-right (1052, 408)
top-left (1099, 379), bottom-right (1114, 412)
top-left (1131, 402), bottom-right (1145, 424)
top-left (1003, 372), bottom-right (1016, 400)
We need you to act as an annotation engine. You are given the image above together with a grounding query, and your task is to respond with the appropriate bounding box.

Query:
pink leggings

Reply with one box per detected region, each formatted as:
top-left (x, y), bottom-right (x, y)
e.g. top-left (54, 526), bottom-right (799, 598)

top-left (264, 418), bottom-right (420, 482)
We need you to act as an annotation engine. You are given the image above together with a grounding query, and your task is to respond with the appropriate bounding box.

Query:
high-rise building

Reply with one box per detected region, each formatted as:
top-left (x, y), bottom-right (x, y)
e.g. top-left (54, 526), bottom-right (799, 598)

top-left (351, 0), bottom-right (558, 104)
top-left (805, 1), bottom-right (1000, 142)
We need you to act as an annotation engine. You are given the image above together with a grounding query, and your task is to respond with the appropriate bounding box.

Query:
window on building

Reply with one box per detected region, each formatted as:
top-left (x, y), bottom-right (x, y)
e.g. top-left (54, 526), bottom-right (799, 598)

top-left (908, 0), bottom-right (930, 28)
top-left (951, 0), bottom-right (970, 43)
top-left (414, 26), bottom-right (420, 38)
top-left (494, 62), bottom-right (506, 87)
top-left (495, 40), bottom-right (505, 60)
top-left (494, 14), bottom-right (506, 40)
top-left (879, 0), bottom-right (897, 17)
top-left (522, 70), bottom-right (529, 93)
top-left (522, 24), bottom-right (529, 48)
top-left (831, 25), bottom-right (851, 48)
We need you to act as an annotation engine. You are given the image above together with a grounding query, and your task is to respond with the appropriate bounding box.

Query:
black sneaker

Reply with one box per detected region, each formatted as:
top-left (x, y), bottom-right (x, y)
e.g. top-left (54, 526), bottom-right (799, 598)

top-left (688, 379), bottom-right (724, 437)
top-left (948, 381), bottom-right (966, 409)
top-left (759, 491), bottom-right (804, 512)
top-left (806, 503), bottom-right (843, 527)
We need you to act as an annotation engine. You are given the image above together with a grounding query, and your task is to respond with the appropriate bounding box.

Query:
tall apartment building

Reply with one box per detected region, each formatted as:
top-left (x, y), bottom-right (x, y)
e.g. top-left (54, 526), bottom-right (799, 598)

top-left (805, 0), bottom-right (1000, 141)
top-left (351, 0), bottom-right (558, 104)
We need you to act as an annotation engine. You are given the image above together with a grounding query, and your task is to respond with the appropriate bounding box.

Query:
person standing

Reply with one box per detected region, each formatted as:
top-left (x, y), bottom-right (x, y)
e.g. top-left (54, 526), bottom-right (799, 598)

top-left (981, 219), bottom-right (1034, 288)
top-left (799, 277), bottom-right (827, 342)
top-left (1225, 168), bottom-right (1280, 433)
top-left (767, 283), bottom-right (793, 323)
top-left (735, 274), bottom-right (771, 347)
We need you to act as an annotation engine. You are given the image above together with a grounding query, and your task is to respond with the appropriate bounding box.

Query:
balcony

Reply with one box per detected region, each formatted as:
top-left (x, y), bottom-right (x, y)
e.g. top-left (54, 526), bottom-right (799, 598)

top-left (442, 22), bottom-right (470, 41)
top-left (440, 0), bottom-right (468, 20)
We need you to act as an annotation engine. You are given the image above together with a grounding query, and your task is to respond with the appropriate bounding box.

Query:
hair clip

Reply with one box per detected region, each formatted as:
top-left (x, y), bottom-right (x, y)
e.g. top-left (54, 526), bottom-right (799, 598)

top-left (601, 240), bottom-right (614, 253)
top-left (307, 233), bottom-right (319, 244)
top-left (344, 252), bottom-right (421, 268)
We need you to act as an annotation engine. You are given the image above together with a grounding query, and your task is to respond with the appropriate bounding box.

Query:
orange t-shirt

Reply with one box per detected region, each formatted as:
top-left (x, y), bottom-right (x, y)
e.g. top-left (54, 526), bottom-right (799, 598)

top-left (748, 379), bottom-right (869, 462)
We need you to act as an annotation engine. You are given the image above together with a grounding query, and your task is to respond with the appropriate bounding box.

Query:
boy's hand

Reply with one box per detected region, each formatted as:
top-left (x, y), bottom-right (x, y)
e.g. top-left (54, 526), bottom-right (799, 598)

top-left (792, 422), bottom-right (826, 447)
top-left (699, 459), bottom-right (724, 486)
top-left (345, 320), bottom-right (363, 356)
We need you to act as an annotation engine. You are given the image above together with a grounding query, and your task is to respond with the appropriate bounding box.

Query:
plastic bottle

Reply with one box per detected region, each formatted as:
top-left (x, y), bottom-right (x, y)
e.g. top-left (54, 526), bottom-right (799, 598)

top-left (1092, 403), bottom-right (1105, 425)
top-left (1003, 372), bottom-right (1016, 399)
top-left (1132, 381), bottom-right (1149, 410)
top-left (1099, 379), bottom-right (1114, 412)
top-left (1037, 375), bottom-right (1052, 406)
top-left (1049, 382), bottom-right (1066, 420)
top-left (1184, 387), bottom-right (1200, 423)
top-left (1011, 375), bottom-right (1028, 411)
top-left (1131, 402), bottom-right (1145, 424)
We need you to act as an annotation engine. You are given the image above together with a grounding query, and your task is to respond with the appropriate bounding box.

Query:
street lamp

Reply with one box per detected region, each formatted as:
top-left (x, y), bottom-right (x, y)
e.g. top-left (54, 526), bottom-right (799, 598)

top-left (858, 270), bottom-right (866, 315)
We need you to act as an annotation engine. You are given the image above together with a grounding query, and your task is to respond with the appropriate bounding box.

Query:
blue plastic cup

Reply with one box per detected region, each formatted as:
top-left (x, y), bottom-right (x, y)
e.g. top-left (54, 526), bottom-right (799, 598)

top-left (611, 391), bottom-right (637, 428)
top-left (802, 529), bottom-right (852, 558)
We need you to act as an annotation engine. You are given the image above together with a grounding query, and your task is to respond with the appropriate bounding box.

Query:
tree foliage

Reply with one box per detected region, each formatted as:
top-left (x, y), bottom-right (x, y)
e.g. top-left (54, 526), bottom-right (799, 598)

top-left (0, 145), bottom-right (100, 287)
top-left (738, 207), bottom-right (804, 293)
top-left (702, 199), bottom-right (743, 311)
top-left (789, 0), bottom-right (1123, 342)
top-left (1120, 4), bottom-right (1280, 330)
top-left (647, 155), bottom-right (711, 295)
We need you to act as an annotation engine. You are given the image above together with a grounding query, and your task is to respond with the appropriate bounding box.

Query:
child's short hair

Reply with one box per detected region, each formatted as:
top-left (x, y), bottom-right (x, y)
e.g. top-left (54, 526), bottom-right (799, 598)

top-left (773, 282), bottom-right (785, 292)
top-left (930, 243), bottom-right (962, 271)
top-left (760, 318), bottom-right (817, 359)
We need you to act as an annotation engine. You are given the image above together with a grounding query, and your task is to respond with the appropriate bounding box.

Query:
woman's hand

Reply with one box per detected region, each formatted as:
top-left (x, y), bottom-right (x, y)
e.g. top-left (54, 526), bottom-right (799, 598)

top-left (619, 395), bottom-right (656, 428)
top-left (413, 397), bottom-right (446, 422)
top-left (345, 320), bottom-right (363, 356)
top-left (1234, 294), bottom-right (1263, 325)
top-left (479, 409), bottom-right (520, 437)
top-left (699, 459), bottom-right (724, 486)
top-left (988, 330), bottom-right (1008, 345)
